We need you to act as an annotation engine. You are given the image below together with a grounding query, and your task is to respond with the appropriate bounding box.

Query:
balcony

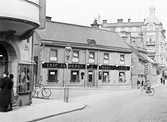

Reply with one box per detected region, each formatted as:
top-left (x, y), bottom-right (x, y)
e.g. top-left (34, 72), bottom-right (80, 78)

top-left (0, 0), bottom-right (45, 40)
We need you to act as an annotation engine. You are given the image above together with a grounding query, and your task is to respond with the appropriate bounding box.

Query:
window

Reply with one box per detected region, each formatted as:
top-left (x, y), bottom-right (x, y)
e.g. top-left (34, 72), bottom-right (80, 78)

top-left (72, 51), bottom-right (79, 63)
top-left (119, 72), bottom-right (126, 83)
top-left (102, 72), bottom-right (109, 83)
top-left (71, 71), bottom-right (79, 83)
top-left (147, 46), bottom-right (155, 52)
top-left (50, 50), bottom-right (57, 61)
top-left (48, 70), bottom-right (58, 82)
top-left (103, 53), bottom-right (109, 64)
top-left (89, 52), bottom-right (95, 63)
top-left (120, 55), bottom-right (125, 65)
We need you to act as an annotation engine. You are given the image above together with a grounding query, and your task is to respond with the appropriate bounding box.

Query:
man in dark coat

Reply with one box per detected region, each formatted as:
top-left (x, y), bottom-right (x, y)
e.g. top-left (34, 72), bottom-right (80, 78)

top-left (0, 72), bottom-right (13, 112)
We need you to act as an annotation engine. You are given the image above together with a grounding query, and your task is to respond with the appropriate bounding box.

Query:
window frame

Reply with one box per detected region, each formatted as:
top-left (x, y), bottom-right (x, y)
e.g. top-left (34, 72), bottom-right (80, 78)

top-left (88, 51), bottom-right (95, 63)
top-left (120, 54), bottom-right (125, 65)
top-left (103, 53), bottom-right (109, 64)
top-left (48, 70), bottom-right (58, 83)
top-left (49, 49), bottom-right (58, 62)
top-left (102, 71), bottom-right (110, 83)
top-left (70, 70), bottom-right (80, 83)
top-left (72, 50), bottom-right (79, 63)
top-left (118, 72), bottom-right (126, 83)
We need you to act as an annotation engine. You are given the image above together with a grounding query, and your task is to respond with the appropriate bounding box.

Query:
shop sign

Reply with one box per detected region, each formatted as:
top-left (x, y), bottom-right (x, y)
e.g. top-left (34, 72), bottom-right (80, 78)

top-left (87, 64), bottom-right (97, 69)
top-left (42, 63), bottom-right (85, 69)
top-left (99, 65), bottom-right (130, 70)
top-left (42, 63), bottom-right (66, 68)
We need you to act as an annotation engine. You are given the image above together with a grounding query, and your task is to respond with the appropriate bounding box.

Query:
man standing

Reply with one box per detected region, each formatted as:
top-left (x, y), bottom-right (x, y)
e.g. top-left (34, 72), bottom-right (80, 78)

top-left (0, 72), bottom-right (13, 112)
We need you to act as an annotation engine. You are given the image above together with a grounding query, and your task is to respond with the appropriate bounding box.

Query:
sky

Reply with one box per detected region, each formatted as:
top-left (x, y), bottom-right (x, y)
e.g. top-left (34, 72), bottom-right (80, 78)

top-left (46, 0), bottom-right (167, 31)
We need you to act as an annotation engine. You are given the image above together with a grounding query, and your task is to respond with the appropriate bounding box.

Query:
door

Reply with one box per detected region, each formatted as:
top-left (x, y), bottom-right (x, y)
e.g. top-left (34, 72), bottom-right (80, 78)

top-left (87, 71), bottom-right (94, 87)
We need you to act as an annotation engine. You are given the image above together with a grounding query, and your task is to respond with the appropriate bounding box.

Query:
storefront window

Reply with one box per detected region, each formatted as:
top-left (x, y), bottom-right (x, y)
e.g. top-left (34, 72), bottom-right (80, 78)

top-left (18, 64), bottom-right (33, 93)
top-left (102, 72), bottom-right (109, 82)
top-left (119, 72), bottom-right (126, 83)
top-left (71, 71), bottom-right (79, 83)
top-left (48, 70), bottom-right (58, 82)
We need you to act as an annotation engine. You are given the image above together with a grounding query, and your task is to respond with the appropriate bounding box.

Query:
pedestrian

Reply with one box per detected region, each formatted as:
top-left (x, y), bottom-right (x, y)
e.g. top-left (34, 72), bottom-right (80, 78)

top-left (8, 74), bottom-right (14, 111)
top-left (160, 77), bottom-right (163, 84)
top-left (0, 72), bottom-right (13, 112)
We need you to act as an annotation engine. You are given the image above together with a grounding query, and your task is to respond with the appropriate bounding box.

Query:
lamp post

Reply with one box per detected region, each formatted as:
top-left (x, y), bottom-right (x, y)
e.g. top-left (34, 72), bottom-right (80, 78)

top-left (64, 45), bottom-right (72, 102)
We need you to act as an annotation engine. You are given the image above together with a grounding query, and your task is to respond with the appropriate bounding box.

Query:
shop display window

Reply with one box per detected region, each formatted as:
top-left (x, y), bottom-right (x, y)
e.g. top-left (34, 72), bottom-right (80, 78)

top-left (119, 72), bottom-right (126, 83)
top-left (48, 70), bottom-right (58, 82)
top-left (102, 71), bottom-right (109, 83)
top-left (70, 70), bottom-right (79, 83)
top-left (18, 64), bottom-right (33, 93)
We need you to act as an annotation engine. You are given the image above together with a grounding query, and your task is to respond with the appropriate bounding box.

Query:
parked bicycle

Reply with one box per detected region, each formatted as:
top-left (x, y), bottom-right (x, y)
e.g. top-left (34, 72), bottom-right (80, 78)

top-left (140, 86), bottom-right (155, 96)
top-left (32, 83), bottom-right (51, 98)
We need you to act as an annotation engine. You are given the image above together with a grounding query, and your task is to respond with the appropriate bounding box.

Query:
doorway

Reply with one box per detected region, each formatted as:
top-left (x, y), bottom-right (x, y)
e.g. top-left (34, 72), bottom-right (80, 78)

top-left (0, 44), bottom-right (8, 78)
top-left (87, 71), bottom-right (95, 87)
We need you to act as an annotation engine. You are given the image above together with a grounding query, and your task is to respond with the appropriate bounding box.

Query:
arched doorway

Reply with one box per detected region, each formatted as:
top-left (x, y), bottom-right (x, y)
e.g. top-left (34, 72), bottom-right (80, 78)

top-left (0, 44), bottom-right (8, 78)
top-left (0, 41), bottom-right (18, 83)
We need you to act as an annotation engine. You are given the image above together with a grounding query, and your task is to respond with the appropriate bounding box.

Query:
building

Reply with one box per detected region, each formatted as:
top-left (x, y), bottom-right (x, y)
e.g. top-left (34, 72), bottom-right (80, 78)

top-left (35, 17), bottom-right (133, 88)
top-left (101, 5), bottom-right (165, 85)
top-left (0, 0), bottom-right (46, 106)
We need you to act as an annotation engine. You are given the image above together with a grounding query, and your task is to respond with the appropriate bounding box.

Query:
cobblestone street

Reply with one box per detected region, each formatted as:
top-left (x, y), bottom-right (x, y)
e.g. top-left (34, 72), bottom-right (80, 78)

top-left (39, 84), bottom-right (167, 122)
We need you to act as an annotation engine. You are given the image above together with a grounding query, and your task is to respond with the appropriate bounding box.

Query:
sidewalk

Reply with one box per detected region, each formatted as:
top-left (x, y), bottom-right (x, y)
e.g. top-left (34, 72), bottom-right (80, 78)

top-left (0, 99), bottom-right (86, 122)
top-left (0, 82), bottom-right (162, 122)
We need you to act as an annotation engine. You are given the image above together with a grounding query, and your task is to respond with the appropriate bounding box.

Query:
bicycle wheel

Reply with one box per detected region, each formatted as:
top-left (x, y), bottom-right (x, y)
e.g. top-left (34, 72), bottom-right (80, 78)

top-left (140, 87), bottom-right (144, 95)
top-left (149, 88), bottom-right (155, 96)
top-left (42, 88), bottom-right (51, 98)
top-left (32, 89), bottom-right (36, 97)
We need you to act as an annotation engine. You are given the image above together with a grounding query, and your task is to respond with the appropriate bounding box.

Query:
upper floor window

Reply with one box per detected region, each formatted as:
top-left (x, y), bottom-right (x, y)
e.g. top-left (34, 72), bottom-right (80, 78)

top-left (120, 55), bottom-right (125, 65)
top-left (89, 52), bottom-right (95, 63)
top-left (72, 51), bottom-right (79, 63)
top-left (103, 53), bottom-right (109, 64)
top-left (50, 50), bottom-right (57, 61)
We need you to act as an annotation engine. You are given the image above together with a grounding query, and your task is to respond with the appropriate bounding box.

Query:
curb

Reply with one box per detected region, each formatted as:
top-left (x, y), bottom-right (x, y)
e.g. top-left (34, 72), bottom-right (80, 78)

top-left (27, 104), bottom-right (86, 122)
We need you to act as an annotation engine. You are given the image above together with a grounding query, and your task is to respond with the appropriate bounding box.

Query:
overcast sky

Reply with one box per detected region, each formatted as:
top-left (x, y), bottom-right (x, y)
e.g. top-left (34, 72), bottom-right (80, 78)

top-left (46, 0), bottom-right (167, 31)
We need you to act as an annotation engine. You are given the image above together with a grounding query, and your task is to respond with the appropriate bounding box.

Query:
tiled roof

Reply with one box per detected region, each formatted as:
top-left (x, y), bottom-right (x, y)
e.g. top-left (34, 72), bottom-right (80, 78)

top-left (37, 21), bottom-right (132, 52)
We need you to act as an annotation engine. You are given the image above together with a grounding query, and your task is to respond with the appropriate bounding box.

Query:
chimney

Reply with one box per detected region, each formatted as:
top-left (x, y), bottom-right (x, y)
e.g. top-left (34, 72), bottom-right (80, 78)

top-left (128, 18), bottom-right (131, 22)
top-left (46, 16), bottom-right (52, 21)
top-left (91, 18), bottom-right (100, 29)
top-left (103, 20), bottom-right (107, 24)
top-left (117, 19), bottom-right (123, 23)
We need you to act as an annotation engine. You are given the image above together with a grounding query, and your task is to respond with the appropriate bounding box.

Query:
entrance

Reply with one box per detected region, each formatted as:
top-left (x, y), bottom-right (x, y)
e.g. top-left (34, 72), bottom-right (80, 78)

top-left (0, 44), bottom-right (8, 78)
top-left (87, 71), bottom-right (95, 87)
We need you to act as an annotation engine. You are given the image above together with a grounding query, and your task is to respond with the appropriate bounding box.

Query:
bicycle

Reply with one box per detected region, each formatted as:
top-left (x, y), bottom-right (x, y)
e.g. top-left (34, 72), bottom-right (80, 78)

top-left (32, 83), bottom-right (51, 98)
top-left (140, 86), bottom-right (155, 96)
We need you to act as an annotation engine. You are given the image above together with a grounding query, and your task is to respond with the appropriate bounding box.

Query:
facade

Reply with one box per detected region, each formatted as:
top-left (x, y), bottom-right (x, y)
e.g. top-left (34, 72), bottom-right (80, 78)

top-left (0, 0), bottom-right (46, 106)
top-left (36, 17), bottom-right (133, 88)
top-left (101, 5), bottom-right (165, 86)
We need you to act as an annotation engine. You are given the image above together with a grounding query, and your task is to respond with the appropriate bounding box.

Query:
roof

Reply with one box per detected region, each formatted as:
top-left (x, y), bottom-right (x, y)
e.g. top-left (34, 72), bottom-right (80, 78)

top-left (37, 21), bottom-right (132, 53)
top-left (102, 22), bottom-right (144, 28)
top-left (130, 45), bottom-right (148, 62)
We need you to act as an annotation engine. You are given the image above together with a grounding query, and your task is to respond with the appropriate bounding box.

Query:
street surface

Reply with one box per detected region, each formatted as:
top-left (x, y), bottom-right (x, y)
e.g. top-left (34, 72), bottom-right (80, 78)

top-left (38, 85), bottom-right (167, 122)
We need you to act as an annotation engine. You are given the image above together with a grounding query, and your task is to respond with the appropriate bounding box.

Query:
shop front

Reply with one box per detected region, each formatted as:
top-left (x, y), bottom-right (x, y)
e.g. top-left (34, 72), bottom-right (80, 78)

top-left (42, 62), bottom-right (131, 88)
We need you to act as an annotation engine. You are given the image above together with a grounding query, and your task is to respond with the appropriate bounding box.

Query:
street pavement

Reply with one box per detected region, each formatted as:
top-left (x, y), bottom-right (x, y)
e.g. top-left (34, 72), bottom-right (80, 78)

top-left (0, 82), bottom-right (163, 122)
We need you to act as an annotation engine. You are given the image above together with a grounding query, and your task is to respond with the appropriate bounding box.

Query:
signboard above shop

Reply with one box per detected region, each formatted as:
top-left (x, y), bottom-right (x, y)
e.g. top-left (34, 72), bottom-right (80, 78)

top-left (42, 63), bottom-right (130, 70)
